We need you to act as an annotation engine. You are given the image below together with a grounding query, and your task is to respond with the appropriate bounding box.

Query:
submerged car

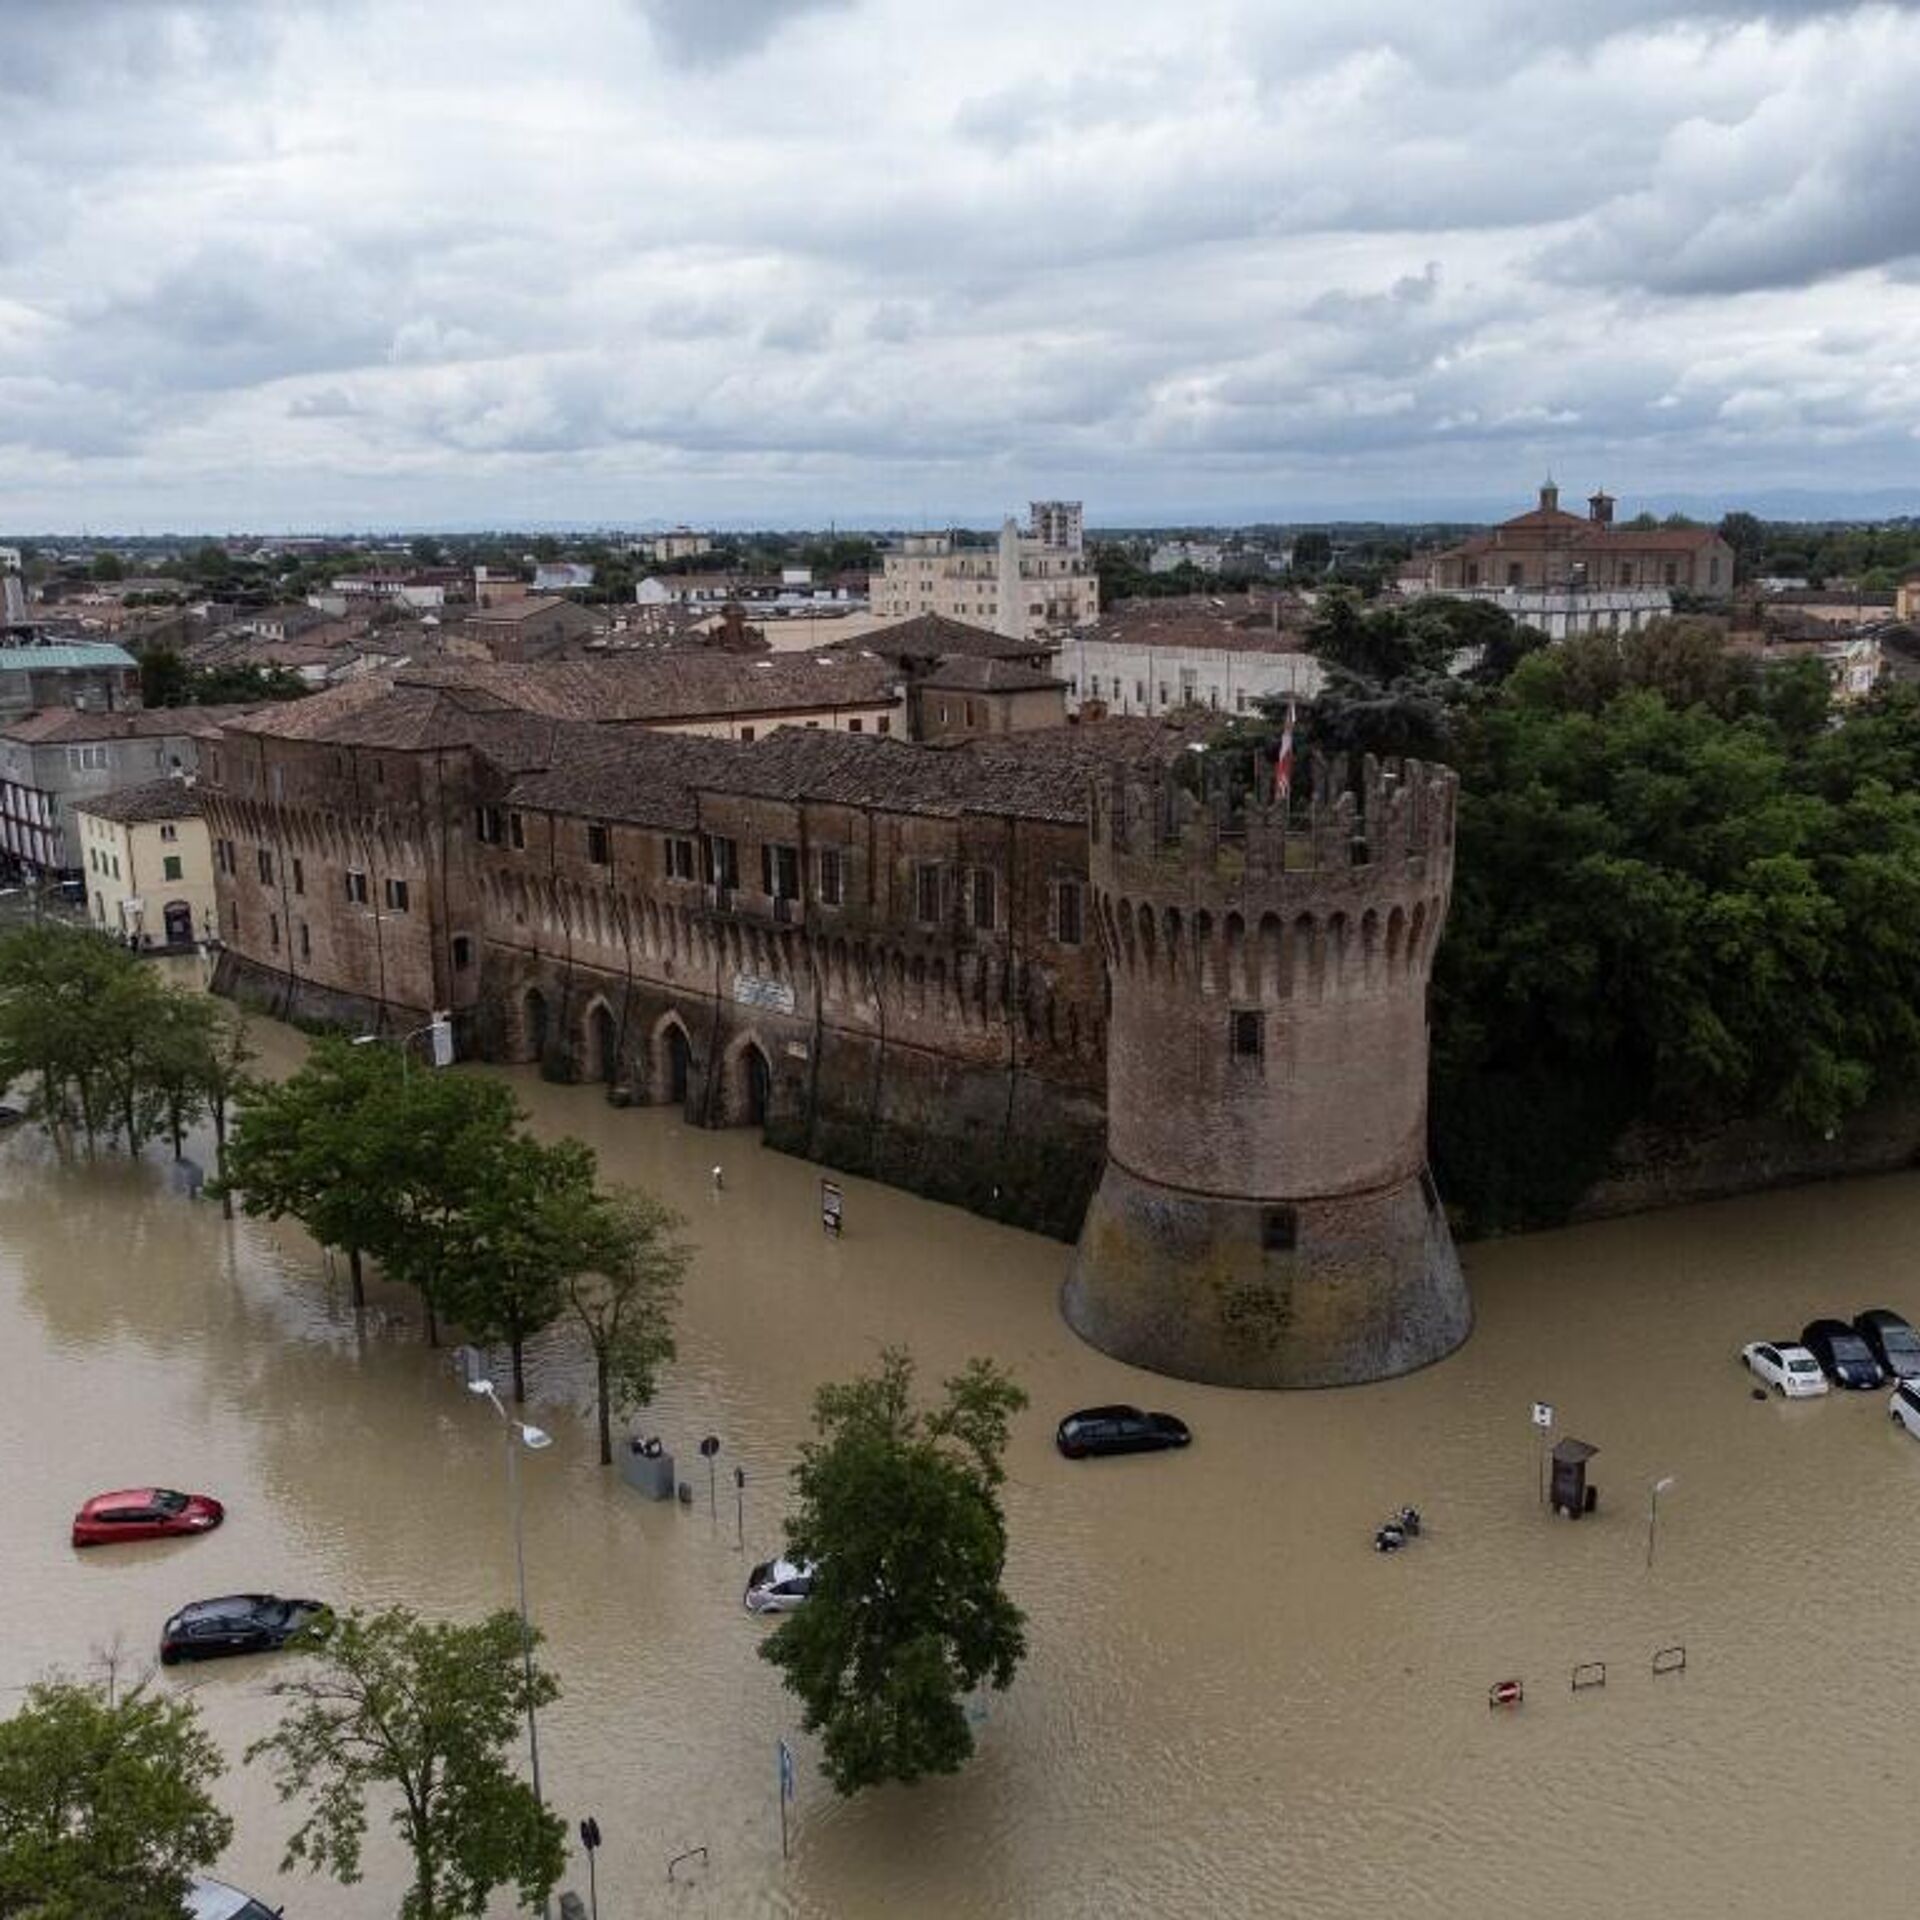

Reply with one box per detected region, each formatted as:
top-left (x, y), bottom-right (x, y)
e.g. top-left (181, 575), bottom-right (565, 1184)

top-left (1055, 1405), bottom-right (1192, 1459)
top-left (1800, 1319), bottom-right (1886, 1390)
top-left (1853, 1309), bottom-right (1920, 1381)
top-left (1740, 1341), bottom-right (1830, 1398)
top-left (1891, 1381), bottom-right (1920, 1439)
top-left (744, 1556), bottom-right (815, 1615)
top-left (72, 1488), bottom-right (224, 1548)
top-left (185, 1875), bottom-right (282, 1920)
top-left (160, 1595), bottom-right (331, 1665)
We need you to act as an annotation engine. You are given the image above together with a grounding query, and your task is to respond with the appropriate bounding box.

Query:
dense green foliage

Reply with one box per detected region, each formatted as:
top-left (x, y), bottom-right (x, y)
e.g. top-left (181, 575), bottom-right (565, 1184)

top-left (247, 1607), bottom-right (564, 1920)
top-left (1283, 600), bottom-right (1920, 1230)
top-left (140, 645), bottom-right (310, 708)
top-left (762, 1350), bottom-right (1028, 1795)
top-left (0, 926), bottom-right (251, 1163)
top-left (563, 1190), bottom-right (688, 1465)
top-left (0, 1680), bottom-right (232, 1920)
top-left (222, 1037), bottom-right (682, 1404)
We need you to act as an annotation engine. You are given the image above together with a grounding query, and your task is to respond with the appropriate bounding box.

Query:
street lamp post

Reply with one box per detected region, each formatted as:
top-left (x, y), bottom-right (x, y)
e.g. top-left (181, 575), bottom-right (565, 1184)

top-left (351, 1010), bottom-right (452, 1086)
top-left (469, 1378), bottom-right (553, 1915)
top-left (1646, 1473), bottom-right (1676, 1570)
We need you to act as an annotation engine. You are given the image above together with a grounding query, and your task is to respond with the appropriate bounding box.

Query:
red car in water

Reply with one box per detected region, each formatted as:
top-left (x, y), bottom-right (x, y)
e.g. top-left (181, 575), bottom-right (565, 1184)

top-left (71, 1488), bottom-right (224, 1548)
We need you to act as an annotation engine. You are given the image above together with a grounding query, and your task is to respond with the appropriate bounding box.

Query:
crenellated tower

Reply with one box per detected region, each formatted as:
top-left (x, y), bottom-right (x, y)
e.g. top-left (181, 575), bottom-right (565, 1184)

top-left (1062, 752), bottom-right (1471, 1388)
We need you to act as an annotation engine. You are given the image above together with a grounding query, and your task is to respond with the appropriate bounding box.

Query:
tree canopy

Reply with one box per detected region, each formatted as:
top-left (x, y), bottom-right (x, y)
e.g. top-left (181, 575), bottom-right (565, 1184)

top-left (761, 1349), bottom-right (1028, 1795)
top-left (247, 1607), bottom-right (564, 1920)
top-left (0, 1679), bottom-right (232, 1920)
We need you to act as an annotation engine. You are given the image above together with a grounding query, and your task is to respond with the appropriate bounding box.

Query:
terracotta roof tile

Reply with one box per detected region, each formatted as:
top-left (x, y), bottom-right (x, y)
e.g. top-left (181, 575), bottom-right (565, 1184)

top-left (73, 778), bottom-right (206, 825)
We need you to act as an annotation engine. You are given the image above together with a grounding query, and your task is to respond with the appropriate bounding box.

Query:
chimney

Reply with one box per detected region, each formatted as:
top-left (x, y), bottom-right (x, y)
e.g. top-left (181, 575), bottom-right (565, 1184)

top-left (1588, 491), bottom-right (1615, 526)
top-left (1539, 479), bottom-right (1560, 516)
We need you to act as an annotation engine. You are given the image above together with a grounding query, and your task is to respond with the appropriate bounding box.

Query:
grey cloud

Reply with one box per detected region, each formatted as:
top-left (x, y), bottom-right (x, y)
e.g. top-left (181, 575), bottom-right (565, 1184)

top-left (758, 306), bottom-right (833, 352)
top-left (287, 387), bottom-right (360, 418)
top-left (636, 0), bottom-right (852, 68)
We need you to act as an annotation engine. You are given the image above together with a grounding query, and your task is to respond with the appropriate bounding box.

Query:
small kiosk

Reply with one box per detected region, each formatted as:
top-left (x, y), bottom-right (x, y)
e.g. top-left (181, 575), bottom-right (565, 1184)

top-left (1550, 1437), bottom-right (1599, 1518)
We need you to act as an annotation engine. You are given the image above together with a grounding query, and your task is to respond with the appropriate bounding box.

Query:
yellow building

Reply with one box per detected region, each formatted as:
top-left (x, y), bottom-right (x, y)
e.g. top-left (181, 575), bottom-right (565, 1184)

top-left (72, 778), bottom-right (216, 950)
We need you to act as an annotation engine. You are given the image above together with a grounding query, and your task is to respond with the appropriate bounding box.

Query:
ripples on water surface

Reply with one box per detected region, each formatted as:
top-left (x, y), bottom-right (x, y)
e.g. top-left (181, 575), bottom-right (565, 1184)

top-left (4, 1036), bottom-right (1920, 1917)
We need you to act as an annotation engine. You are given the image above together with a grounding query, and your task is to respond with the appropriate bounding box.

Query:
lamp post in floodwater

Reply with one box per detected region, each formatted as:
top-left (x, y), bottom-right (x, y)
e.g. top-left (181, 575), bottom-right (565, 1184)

top-left (1647, 1474), bottom-right (1676, 1570)
top-left (469, 1377), bottom-right (554, 1918)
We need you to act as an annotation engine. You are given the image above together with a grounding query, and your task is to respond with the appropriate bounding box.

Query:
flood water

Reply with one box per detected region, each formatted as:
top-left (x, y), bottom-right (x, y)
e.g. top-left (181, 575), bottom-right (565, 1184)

top-left (6, 1017), bottom-right (1920, 1917)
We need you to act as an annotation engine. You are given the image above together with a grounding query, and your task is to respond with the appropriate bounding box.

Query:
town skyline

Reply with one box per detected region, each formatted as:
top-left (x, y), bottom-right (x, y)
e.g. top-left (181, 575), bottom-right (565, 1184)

top-left (4, 2), bottom-right (1919, 532)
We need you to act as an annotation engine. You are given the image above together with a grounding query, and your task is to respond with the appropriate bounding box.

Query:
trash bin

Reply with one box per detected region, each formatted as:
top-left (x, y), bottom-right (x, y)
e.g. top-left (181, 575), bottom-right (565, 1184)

top-left (1550, 1437), bottom-right (1599, 1518)
top-left (618, 1435), bottom-right (676, 1500)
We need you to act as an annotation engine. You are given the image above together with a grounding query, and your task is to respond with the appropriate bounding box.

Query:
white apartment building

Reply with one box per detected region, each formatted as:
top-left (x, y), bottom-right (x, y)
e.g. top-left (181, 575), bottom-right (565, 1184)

top-left (1058, 602), bottom-right (1325, 720)
top-left (872, 503), bottom-right (1098, 641)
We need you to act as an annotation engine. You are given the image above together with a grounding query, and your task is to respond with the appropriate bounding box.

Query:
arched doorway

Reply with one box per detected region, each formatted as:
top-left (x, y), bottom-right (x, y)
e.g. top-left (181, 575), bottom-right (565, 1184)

top-left (523, 988), bottom-right (549, 1062)
top-left (666, 1025), bottom-right (691, 1106)
top-left (586, 1001), bottom-right (618, 1085)
top-left (738, 1043), bottom-right (771, 1128)
top-left (163, 900), bottom-right (194, 946)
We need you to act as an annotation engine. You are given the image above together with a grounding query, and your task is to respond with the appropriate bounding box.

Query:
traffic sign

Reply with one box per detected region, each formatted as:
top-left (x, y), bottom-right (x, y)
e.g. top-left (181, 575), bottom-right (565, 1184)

top-left (1530, 1401), bottom-right (1554, 1430)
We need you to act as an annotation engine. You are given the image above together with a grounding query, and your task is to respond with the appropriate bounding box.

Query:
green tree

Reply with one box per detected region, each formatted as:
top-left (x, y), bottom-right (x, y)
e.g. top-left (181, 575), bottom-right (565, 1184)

top-left (565, 1190), bottom-right (687, 1465)
top-left (1718, 510), bottom-right (1767, 582)
top-left (88, 551), bottom-right (125, 583)
top-left (409, 535), bottom-right (446, 567)
top-left (437, 1135), bottom-right (603, 1403)
top-left (761, 1349), bottom-right (1028, 1795)
top-left (0, 1679), bottom-right (232, 1920)
top-left (247, 1608), bottom-right (564, 1920)
top-left (138, 646), bottom-right (192, 708)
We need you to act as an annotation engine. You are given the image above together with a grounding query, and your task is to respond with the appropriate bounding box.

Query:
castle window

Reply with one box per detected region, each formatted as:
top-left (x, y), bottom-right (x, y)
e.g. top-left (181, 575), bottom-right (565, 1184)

top-left (452, 934), bottom-right (473, 971)
top-left (159, 823), bottom-right (177, 844)
top-left (969, 868), bottom-right (997, 931)
top-left (914, 862), bottom-right (943, 925)
top-left (509, 811), bottom-right (526, 850)
top-left (1262, 1206), bottom-right (1297, 1252)
top-left (817, 848), bottom-right (845, 907)
top-left (761, 842), bottom-right (799, 900)
top-left (475, 806), bottom-right (504, 845)
top-left (298, 921), bottom-right (310, 961)
top-left (292, 858), bottom-right (304, 895)
top-left (587, 822), bottom-right (610, 866)
top-left (877, 716), bottom-right (890, 735)
top-left (344, 869), bottom-right (368, 905)
top-left (848, 718), bottom-right (862, 733)
top-left (384, 877), bottom-right (409, 912)
top-left (163, 856), bottom-right (182, 882)
top-left (1231, 1009), bottom-right (1264, 1062)
top-left (269, 913), bottom-right (280, 951)
top-left (1506, 563), bottom-right (1522, 587)
top-left (741, 726), bottom-right (756, 743)
top-left (706, 834), bottom-right (739, 892)
top-left (664, 835), bottom-right (696, 881)
top-left (1054, 879), bottom-right (1084, 946)
top-left (256, 847), bottom-right (273, 885)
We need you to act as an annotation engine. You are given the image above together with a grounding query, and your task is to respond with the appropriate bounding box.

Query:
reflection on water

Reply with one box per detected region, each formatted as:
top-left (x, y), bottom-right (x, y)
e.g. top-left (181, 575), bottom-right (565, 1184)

top-left (7, 1026), bottom-right (1920, 1917)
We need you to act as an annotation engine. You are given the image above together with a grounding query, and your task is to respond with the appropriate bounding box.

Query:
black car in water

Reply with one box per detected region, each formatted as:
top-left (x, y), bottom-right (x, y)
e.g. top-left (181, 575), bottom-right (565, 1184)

top-left (1853, 1309), bottom-right (1920, 1381)
top-left (160, 1593), bottom-right (331, 1665)
top-left (1056, 1405), bottom-right (1192, 1459)
top-left (1799, 1319), bottom-right (1886, 1390)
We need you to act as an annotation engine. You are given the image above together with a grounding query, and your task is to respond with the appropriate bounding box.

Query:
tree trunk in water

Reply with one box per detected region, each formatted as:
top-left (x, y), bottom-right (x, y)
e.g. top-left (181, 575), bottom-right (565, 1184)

top-left (596, 1350), bottom-right (612, 1466)
top-left (214, 1106), bottom-right (233, 1219)
top-left (511, 1332), bottom-right (526, 1406)
top-left (424, 1296), bottom-right (440, 1347)
top-left (347, 1246), bottom-right (366, 1313)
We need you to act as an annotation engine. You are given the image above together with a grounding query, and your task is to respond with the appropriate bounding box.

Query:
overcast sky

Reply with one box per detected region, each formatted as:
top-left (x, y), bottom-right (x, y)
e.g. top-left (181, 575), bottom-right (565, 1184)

top-left (2, 0), bottom-right (1918, 532)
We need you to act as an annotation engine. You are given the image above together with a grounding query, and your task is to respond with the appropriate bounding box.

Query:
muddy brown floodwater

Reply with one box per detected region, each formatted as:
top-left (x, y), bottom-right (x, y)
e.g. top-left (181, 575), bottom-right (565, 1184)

top-left (6, 1017), bottom-right (1920, 1918)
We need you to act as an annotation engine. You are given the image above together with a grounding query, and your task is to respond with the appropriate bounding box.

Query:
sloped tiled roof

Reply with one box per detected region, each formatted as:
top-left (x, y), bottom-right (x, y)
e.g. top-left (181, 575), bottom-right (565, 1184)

top-left (917, 655), bottom-right (1065, 693)
top-left (857, 614), bottom-right (1043, 662)
top-left (0, 704), bottom-right (240, 745)
top-left (72, 777), bottom-right (206, 825)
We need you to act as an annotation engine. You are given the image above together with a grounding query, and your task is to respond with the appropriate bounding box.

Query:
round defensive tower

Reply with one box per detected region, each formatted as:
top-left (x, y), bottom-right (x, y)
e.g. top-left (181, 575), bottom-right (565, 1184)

top-left (1062, 751), bottom-right (1471, 1389)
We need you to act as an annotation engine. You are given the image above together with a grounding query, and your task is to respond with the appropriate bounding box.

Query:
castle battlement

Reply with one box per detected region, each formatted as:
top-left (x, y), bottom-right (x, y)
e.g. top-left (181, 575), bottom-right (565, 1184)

top-left (1090, 751), bottom-right (1455, 883)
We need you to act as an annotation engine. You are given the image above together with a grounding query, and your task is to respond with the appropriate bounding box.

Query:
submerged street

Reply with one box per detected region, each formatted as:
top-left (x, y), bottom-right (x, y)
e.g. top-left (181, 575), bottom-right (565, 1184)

top-left (5, 1024), bottom-right (1920, 1917)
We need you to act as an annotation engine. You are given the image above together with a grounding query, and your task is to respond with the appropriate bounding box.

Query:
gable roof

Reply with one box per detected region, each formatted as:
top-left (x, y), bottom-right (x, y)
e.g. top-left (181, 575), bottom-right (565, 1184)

top-left (73, 777), bottom-right (206, 825)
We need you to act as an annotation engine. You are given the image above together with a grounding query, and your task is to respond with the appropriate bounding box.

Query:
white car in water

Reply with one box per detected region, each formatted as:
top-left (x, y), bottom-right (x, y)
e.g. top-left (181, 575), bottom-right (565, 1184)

top-left (1741, 1340), bottom-right (1830, 1398)
top-left (1889, 1381), bottom-right (1920, 1438)
top-left (743, 1555), bottom-right (815, 1615)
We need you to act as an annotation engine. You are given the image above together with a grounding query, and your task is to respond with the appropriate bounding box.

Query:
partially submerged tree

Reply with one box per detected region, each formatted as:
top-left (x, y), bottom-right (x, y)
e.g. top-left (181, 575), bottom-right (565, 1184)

top-left (247, 1607), bottom-right (564, 1920)
top-left (0, 1678), bottom-right (232, 1919)
top-left (761, 1348), bottom-right (1028, 1795)
top-left (565, 1189), bottom-right (687, 1464)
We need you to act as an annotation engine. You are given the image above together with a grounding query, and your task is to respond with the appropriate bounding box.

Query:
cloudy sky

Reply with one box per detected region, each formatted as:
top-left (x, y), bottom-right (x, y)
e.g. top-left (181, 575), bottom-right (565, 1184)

top-left (2, 0), bottom-right (1918, 531)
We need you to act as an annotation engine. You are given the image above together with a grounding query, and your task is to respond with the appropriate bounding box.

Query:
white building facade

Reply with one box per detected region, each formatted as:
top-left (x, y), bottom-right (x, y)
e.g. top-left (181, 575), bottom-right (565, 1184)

top-left (873, 503), bottom-right (1098, 641)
